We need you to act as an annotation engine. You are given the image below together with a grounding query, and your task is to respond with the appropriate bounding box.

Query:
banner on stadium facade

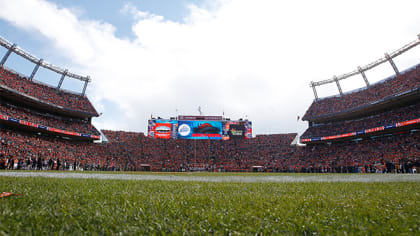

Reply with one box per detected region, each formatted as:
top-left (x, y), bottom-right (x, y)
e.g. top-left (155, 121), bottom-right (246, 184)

top-left (300, 118), bottom-right (420, 143)
top-left (245, 121), bottom-right (252, 139)
top-left (0, 113), bottom-right (100, 140)
top-left (178, 115), bottom-right (222, 121)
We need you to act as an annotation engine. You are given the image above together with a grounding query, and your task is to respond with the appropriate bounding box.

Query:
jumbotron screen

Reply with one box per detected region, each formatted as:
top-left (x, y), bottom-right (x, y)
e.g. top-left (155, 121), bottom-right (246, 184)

top-left (148, 116), bottom-right (252, 140)
top-left (223, 121), bottom-right (252, 140)
top-left (177, 120), bottom-right (223, 140)
top-left (148, 119), bottom-right (177, 139)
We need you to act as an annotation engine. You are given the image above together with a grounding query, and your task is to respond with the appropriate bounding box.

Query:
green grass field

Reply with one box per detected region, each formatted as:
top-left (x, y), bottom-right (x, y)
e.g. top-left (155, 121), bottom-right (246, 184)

top-left (0, 173), bottom-right (419, 235)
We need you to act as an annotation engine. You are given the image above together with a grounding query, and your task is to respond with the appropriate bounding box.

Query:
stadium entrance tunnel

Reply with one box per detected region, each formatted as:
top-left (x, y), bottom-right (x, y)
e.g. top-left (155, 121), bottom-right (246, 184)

top-left (139, 164), bottom-right (151, 171)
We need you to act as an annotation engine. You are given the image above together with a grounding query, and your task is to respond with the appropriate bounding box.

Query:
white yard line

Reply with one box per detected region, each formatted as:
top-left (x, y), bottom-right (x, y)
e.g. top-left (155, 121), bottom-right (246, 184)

top-left (0, 171), bottom-right (419, 183)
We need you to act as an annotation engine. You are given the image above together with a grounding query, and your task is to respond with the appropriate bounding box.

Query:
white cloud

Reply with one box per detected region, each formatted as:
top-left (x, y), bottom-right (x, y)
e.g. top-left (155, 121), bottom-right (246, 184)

top-left (0, 0), bottom-right (419, 135)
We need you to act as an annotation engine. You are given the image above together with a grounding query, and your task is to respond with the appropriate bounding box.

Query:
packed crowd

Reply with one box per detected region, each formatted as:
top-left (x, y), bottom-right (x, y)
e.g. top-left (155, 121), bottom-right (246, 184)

top-left (303, 63), bottom-right (420, 120)
top-left (297, 132), bottom-right (419, 173)
top-left (0, 101), bottom-right (100, 135)
top-left (102, 130), bottom-right (144, 143)
top-left (0, 128), bottom-right (418, 173)
top-left (139, 133), bottom-right (298, 172)
top-left (0, 67), bottom-right (98, 115)
top-left (301, 102), bottom-right (420, 139)
top-left (0, 128), bottom-right (144, 171)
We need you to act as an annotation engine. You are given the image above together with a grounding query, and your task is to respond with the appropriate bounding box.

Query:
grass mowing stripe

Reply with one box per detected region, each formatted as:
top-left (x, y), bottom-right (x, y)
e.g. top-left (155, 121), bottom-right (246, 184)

top-left (1, 171), bottom-right (420, 183)
top-left (0, 176), bottom-right (419, 235)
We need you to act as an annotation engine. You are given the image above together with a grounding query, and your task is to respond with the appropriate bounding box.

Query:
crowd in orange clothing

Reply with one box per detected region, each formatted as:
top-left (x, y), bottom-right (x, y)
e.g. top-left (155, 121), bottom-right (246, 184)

top-left (0, 101), bottom-right (100, 135)
top-left (297, 132), bottom-right (419, 173)
top-left (0, 67), bottom-right (98, 115)
top-left (303, 64), bottom-right (420, 120)
top-left (0, 57), bottom-right (418, 173)
top-left (1, 128), bottom-right (418, 173)
top-left (301, 102), bottom-right (420, 139)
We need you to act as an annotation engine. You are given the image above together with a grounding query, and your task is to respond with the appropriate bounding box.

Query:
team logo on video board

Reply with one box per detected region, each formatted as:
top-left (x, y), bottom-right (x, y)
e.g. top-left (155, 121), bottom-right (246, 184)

top-left (178, 124), bottom-right (191, 136)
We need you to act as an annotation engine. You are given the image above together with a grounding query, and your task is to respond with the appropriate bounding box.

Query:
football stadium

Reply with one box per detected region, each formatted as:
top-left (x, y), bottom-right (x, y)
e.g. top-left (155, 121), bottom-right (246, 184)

top-left (0, 0), bottom-right (419, 234)
top-left (0, 34), bottom-right (418, 173)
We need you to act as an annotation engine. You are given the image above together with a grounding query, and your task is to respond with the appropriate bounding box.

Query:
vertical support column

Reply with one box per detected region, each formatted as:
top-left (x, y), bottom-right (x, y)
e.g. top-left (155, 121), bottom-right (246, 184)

top-left (310, 81), bottom-right (318, 100)
top-left (0, 43), bottom-right (16, 67)
top-left (82, 76), bottom-right (89, 96)
top-left (358, 66), bottom-right (370, 87)
top-left (57, 69), bottom-right (68, 89)
top-left (385, 53), bottom-right (399, 76)
top-left (334, 76), bottom-right (343, 95)
top-left (29, 59), bottom-right (43, 81)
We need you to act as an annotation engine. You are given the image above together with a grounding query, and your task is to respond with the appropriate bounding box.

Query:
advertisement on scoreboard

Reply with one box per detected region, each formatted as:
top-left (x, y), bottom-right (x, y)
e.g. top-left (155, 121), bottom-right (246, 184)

top-left (245, 121), bottom-right (252, 139)
top-left (177, 120), bottom-right (223, 140)
top-left (223, 121), bottom-right (244, 140)
top-left (148, 119), bottom-right (177, 139)
top-left (223, 121), bottom-right (252, 140)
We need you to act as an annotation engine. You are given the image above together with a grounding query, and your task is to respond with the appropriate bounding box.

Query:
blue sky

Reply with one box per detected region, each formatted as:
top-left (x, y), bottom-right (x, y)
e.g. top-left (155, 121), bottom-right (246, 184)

top-left (0, 0), bottom-right (204, 90)
top-left (0, 0), bottom-right (419, 135)
top-left (50, 0), bottom-right (204, 39)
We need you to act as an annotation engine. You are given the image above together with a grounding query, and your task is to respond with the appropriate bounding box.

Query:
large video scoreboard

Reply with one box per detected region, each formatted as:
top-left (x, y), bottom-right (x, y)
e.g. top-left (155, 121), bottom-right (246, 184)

top-left (148, 115), bottom-right (252, 140)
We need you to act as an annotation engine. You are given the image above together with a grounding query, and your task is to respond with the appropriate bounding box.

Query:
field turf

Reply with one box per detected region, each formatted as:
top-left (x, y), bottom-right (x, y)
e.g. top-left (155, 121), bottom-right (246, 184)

top-left (0, 173), bottom-right (419, 235)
